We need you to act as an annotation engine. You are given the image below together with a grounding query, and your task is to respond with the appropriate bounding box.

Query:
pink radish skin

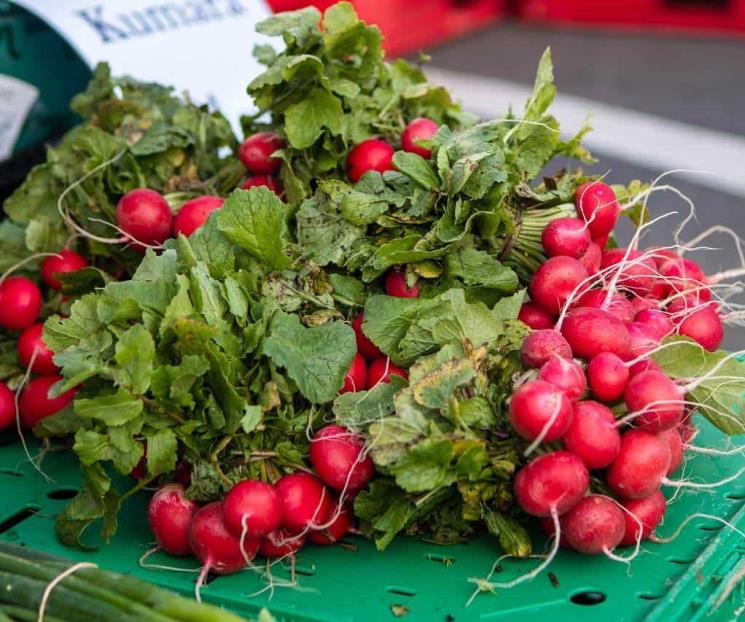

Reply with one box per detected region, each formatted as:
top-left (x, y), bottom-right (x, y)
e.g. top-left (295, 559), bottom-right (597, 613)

top-left (537, 357), bottom-right (587, 401)
top-left (601, 248), bottom-right (658, 296)
top-left (189, 502), bottom-right (257, 575)
top-left (173, 196), bottom-right (224, 237)
top-left (508, 379), bottom-right (573, 442)
top-left (367, 357), bottom-right (408, 387)
top-left (275, 473), bottom-right (332, 534)
top-left (660, 257), bottom-right (707, 297)
top-left (385, 269), bottom-right (420, 298)
top-left (626, 321), bottom-right (661, 358)
top-left (529, 256), bottom-right (589, 315)
top-left (340, 352), bottom-right (367, 394)
top-left (309, 425), bottom-right (375, 493)
top-left (260, 530), bottom-right (306, 558)
top-left (630, 297), bottom-right (657, 316)
top-left (351, 313), bottom-right (382, 360)
top-left (0, 277), bottom-right (42, 331)
top-left (676, 306), bottom-right (723, 352)
top-left (563, 495), bottom-right (625, 554)
top-left (541, 218), bottom-right (591, 259)
top-left (401, 118), bottom-right (438, 158)
top-left (587, 352), bottom-right (629, 403)
top-left (578, 242), bottom-right (602, 274)
top-left (222, 480), bottom-right (283, 539)
top-left (17, 323), bottom-right (59, 375)
top-left (629, 358), bottom-right (663, 378)
top-left (514, 451), bottom-right (589, 517)
top-left (561, 307), bottom-right (631, 360)
top-left (635, 309), bottom-right (674, 339)
top-left (40, 249), bottom-right (88, 289)
top-left (574, 181), bottom-right (620, 239)
top-left (661, 428), bottom-right (684, 475)
top-left (620, 490), bottom-right (666, 546)
top-left (242, 175), bottom-right (283, 197)
top-left (624, 371), bottom-right (685, 432)
top-left (607, 429), bottom-right (671, 500)
top-left (518, 302), bottom-right (555, 330)
top-left (539, 516), bottom-right (571, 548)
top-left (519, 330), bottom-right (572, 369)
top-left (563, 400), bottom-right (621, 469)
top-left (575, 289), bottom-right (634, 323)
top-left (347, 139), bottom-right (395, 182)
top-left (309, 501), bottom-right (353, 545)
top-left (19, 376), bottom-right (78, 428)
top-left (239, 132), bottom-right (284, 174)
top-left (0, 382), bottom-right (15, 432)
top-left (148, 483), bottom-right (198, 556)
top-left (116, 188), bottom-right (173, 248)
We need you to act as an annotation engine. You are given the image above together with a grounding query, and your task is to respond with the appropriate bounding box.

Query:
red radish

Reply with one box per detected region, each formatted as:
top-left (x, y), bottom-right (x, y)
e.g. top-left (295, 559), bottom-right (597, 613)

top-left (173, 196), bottom-right (224, 237)
top-left (116, 189), bottom-right (173, 248)
top-left (587, 352), bottom-right (629, 403)
top-left (541, 218), bottom-right (591, 259)
top-left (630, 297), bottom-right (657, 316)
top-left (340, 353), bottom-right (368, 394)
top-left (574, 289), bottom-right (634, 323)
top-left (563, 495), bottom-right (625, 554)
top-left (519, 330), bottom-right (572, 369)
top-left (309, 425), bottom-right (374, 492)
top-left (17, 323), bottom-right (58, 375)
top-left (606, 429), bottom-right (671, 499)
top-left (601, 248), bottom-right (658, 296)
top-left (537, 357), bottom-right (587, 401)
top-left (347, 139), bottom-right (395, 183)
top-left (385, 268), bottom-right (419, 298)
top-left (529, 256), bottom-right (589, 315)
top-left (174, 460), bottom-right (192, 487)
top-left (40, 249), bottom-right (88, 290)
top-left (594, 233), bottom-right (610, 250)
top-left (242, 175), bottom-right (283, 197)
top-left (0, 382), bottom-right (15, 432)
top-left (626, 321), bottom-right (661, 358)
top-left (260, 530), bottom-right (306, 558)
top-left (514, 451), bottom-right (589, 517)
top-left (0, 277), bottom-right (42, 331)
top-left (148, 483), bottom-right (198, 556)
top-left (539, 516), bottom-right (571, 548)
top-left (679, 417), bottom-right (696, 444)
top-left (574, 181), bottom-right (620, 239)
top-left (518, 302), bottom-right (554, 330)
top-left (620, 490), bottom-right (666, 546)
top-left (401, 118), bottom-right (438, 158)
top-left (676, 305), bottom-right (723, 352)
top-left (223, 480), bottom-right (283, 539)
top-left (19, 376), bottom-right (77, 428)
top-left (661, 427), bottom-right (684, 475)
top-left (649, 248), bottom-right (681, 270)
top-left (624, 371), bottom-right (684, 432)
top-left (351, 313), bottom-right (382, 360)
top-left (239, 132), bottom-right (284, 174)
top-left (660, 257), bottom-right (706, 295)
top-left (189, 502), bottom-right (255, 575)
top-left (275, 472), bottom-right (332, 533)
top-left (578, 242), bottom-right (602, 275)
top-left (563, 400), bottom-right (620, 469)
top-left (561, 307), bottom-right (631, 360)
top-left (130, 446), bottom-right (147, 480)
top-left (629, 358), bottom-right (662, 377)
top-left (367, 357), bottom-right (408, 386)
top-left (309, 501), bottom-right (352, 545)
top-left (635, 309), bottom-right (674, 339)
top-left (508, 379), bottom-right (573, 442)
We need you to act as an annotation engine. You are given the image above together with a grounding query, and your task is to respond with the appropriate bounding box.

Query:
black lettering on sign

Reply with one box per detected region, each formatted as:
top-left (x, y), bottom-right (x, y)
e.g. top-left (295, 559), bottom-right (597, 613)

top-left (76, 6), bottom-right (129, 43)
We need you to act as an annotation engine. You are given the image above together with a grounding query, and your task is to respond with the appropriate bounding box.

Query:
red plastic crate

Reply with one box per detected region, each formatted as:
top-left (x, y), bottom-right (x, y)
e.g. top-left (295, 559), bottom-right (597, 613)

top-left (518, 0), bottom-right (745, 35)
top-left (266, 0), bottom-right (506, 55)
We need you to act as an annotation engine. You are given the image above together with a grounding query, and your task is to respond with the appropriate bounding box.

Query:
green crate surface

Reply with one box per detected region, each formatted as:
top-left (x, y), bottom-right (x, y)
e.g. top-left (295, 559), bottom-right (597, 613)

top-left (0, 417), bottom-right (743, 622)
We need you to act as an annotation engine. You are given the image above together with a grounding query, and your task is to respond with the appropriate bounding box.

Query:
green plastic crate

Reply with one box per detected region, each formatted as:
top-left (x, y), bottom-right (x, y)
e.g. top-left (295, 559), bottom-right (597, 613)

top-left (0, 417), bottom-right (743, 622)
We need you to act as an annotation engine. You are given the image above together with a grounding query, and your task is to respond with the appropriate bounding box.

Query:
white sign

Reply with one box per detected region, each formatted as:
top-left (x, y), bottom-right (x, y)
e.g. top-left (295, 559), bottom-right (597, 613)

top-left (0, 75), bottom-right (39, 160)
top-left (12, 0), bottom-right (274, 129)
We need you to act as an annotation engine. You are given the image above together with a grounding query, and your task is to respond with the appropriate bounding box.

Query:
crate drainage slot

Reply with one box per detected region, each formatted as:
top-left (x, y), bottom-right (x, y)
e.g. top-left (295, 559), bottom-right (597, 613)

top-left (669, 558), bottom-right (695, 565)
top-left (699, 524), bottom-right (723, 532)
top-left (387, 586), bottom-right (417, 597)
top-left (47, 489), bottom-right (78, 500)
top-left (570, 591), bottom-right (606, 606)
top-left (294, 566), bottom-right (315, 577)
top-left (0, 469), bottom-right (21, 477)
top-left (0, 507), bottom-right (38, 534)
top-left (638, 593), bottom-right (662, 601)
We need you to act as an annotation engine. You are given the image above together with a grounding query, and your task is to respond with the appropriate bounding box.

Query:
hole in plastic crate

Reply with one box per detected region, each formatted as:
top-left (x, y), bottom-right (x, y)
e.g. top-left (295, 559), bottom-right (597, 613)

top-left (669, 558), bottom-right (695, 565)
top-left (638, 593), bottom-right (662, 601)
top-left (570, 591), bottom-right (606, 606)
top-left (0, 469), bottom-right (21, 477)
top-left (196, 570), bottom-right (219, 585)
top-left (0, 507), bottom-right (38, 534)
top-left (699, 524), bottom-right (723, 532)
top-left (47, 488), bottom-right (78, 500)
top-left (387, 586), bottom-right (417, 597)
top-left (726, 492), bottom-right (745, 501)
top-left (294, 566), bottom-right (315, 576)
top-left (426, 553), bottom-right (455, 566)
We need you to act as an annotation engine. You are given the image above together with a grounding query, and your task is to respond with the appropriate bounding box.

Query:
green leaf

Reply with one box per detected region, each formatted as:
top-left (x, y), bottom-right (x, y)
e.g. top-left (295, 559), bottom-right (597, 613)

top-left (74, 388), bottom-right (143, 426)
top-left (329, 273), bottom-right (365, 307)
top-left (333, 374), bottom-right (407, 427)
top-left (146, 428), bottom-right (178, 476)
top-left (296, 195), bottom-right (365, 267)
top-left (284, 88), bottom-right (343, 149)
top-left (392, 152), bottom-right (440, 189)
top-left (114, 325), bottom-right (154, 394)
top-left (354, 479), bottom-right (416, 550)
top-left (240, 405), bottom-right (263, 433)
top-left (446, 248), bottom-right (518, 292)
top-left (483, 507), bottom-right (532, 558)
top-left (317, 180), bottom-right (389, 226)
top-left (522, 47), bottom-right (556, 122)
top-left (389, 438), bottom-right (456, 492)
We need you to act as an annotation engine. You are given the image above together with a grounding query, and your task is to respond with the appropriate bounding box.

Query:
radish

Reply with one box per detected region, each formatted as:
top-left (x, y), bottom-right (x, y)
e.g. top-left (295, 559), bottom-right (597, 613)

top-left (116, 189), bottom-right (173, 248)
top-left (676, 305), bottom-right (723, 352)
top-left (519, 330), bottom-right (572, 369)
top-left (624, 370), bottom-right (684, 432)
top-left (260, 530), bottom-right (306, 558)
top-left (539, 516), bottom-right (571, 548)
top-left (514, 451), bottom-right (589, 517)
top-left (508, 379), bottom-right (573, 442)
top-left (563, 495), bottom-right (625, 554)
top-left (650, 248), bottom-right (682, 269)
top-left (629, 358), bottom-right (662, 377)
top-left (189, 502), bottom-right (255, 575)
top-left (340, 352), bottom-right (368, 394)
top-left (19, 376), bottom-right (77, 428)
top-left (528, 256), bottom-right (589, 315)
top-left (222, 480), bottom-right (283, 539)
top-left (562, 400), bottom-right (621, 469)
top-left (351, 312), bottom-right (382, 360)
top-left (241, 175), bottom-right (283, 197)
top-left (626, 321), bottom-right (661, 358)
top-left (0, 277), bottom-right (42, 331)
top-left (574, 181), bottom-right (620, 239)
top-left (239, 132), bottom-right (284, 174)
top-left (0, 381), bottom-right (15, 432)
top-left (275, 472), bottom-right (332, 533)
top-left (367, 357), bottom-right (408, 387)
top-left (537, 357), bottom-right (587, 401)
top-left (173, 196), bottom-right (224, 237)
top-left (401, 118), bottom-right (438, 158)
top-left (661, 427), bottom-right (684, 475)
top-left (147, 483), bottom-right (198, 556)
top-left (385, 268), bottom-right (419, 298)
top-left (518, 302), bottom-right (554, 330)
top-left (309, 500), bottom-right (352, 545)
top-left (595, 233), bottom-right (610, 250)
top-left (630, 297), bottom-right (657, 316)
top-left (17, 323), bottom-right (59, 375)
top-left (540, 218), bottom-right (591, 259)
top-left (619, 490), bottom-right (666, 546)
top-left (174, 460), bottom-right (192, 487)
top-left (130, 447), bottom-right (147, 480)
top-left (40, 249), bottom-right (88, 290)
top-left (660, 257), bottom-right (706, 296)
top-left (574, 289), bottom-right (634, 323)
top-left (578, 241), bottom-right (602, 275)
top-left (347, 139), bottom-right (395, 183)
top-left (601, 248), bottom-right (658, 296)
top-left (606, 429), bottom-right (671, 499)
top-left (561, 307), bottom-right (631, 360)
top-left (635, 309), bottom-right (674, 339)
top-left (309, 424), bottom-right (374, 492)
top-left (586, 352), bottom-right (629, 402)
